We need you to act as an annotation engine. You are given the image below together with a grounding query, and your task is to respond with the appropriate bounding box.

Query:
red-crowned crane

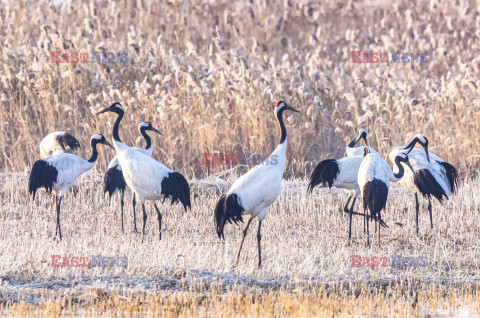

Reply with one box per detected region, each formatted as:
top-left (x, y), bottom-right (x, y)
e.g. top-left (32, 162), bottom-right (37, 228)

top-left (214, 100), bottom-right (299, 268)
top-left (389, 134), bottom-right (458, 234)
top-left (29, 134), bottom-right (114, 239)
top-left (103, 122), bottom-right (162, 233)
top-left (358, 148), bottom-right (415, 245)
top-left (40, 131), bottom-right (81, 158)
top-left (96, 103), bottom-right (191, 240)
top-left (308, 130), bottom-right (384, 239)
top-left (346, 129), bottom-right (378, 157)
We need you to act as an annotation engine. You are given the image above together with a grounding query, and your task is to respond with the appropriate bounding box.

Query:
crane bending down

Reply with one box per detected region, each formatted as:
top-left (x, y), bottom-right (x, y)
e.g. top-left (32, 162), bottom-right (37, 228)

top-left (103, 122), bottom-right (162, 232)
top-left (389, 134), bottom-right (458, 234)
top-left (40, 131), bottom-right (81, 158)
top-left (29, 134), bottom-right (114, 239)
top-left (308, 129), bottom-right (384, 239)
top-left (358, 148), bottom-right (415, 245)
top-left (214, 101), bottom-right (299, 268)
top-left (97, 103), bottom-right (191, 240)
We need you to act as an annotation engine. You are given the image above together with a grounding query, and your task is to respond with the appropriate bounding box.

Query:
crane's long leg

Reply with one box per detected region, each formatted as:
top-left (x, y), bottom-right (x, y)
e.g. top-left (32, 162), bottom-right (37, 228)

top-left (343, 196), bottom-right (352, 214)
top-left (153, 203), bottom-right (163, 240)
top-left (348, 197), bottom-right (356, 239)
top-left (365, 206), bottom-right (370, 246)
top-left (120, 189), bottom-right (125, 233)
top-left (257, 220), bottom-right (262, 268)
top-left (415, 193), bottom-right (420, 235)
top-left (142, 204), bottom-right (147, 240)
top-left (428, 197), bottom-right (433, 229)
top-left (132, 194), bottom-right (138, 233)
top-left (378, 211), bottom-right (381, 246)
top-left (56, 196), bottom-right (63, 240)
top-left (363, 209), bottom-right (366, 234)
top-left (236, 217), bottom-right (253, 266)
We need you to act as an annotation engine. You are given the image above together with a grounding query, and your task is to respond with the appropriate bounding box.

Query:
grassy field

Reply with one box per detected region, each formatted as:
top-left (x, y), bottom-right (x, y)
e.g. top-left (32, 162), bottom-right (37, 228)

top-left (1, 171), bottom-right (480, 315)
top-left (2, 0), bottom-right (480, 315)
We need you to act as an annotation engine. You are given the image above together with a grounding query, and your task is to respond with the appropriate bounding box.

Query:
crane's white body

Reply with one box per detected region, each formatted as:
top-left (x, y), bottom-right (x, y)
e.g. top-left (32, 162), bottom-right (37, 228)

top-left (107, 144), bottom-right (153, 171)
top-left (227, 139), bottom-right (287, 220)
top-left (358, 153), bottom-right (396, 195)
top-left (40, 131), bottom-right (79, 158)
top-left (331, 156), bottom-right (364, 196)
top-left (389, 147), bottom-right (453, 196)
top-left (113, 141), bottom-right (171, 203)
top-left (42, 153), bottom-right (96, 195)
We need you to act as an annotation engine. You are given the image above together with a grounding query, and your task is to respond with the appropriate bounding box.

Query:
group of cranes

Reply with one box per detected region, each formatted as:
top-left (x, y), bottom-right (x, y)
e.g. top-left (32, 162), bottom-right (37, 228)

top-left (27, 100), bottom-right (458, 267)
top-left (309, 129), bottom-right (458, 245)
top-left (29, 102), bottom-right (191, 240)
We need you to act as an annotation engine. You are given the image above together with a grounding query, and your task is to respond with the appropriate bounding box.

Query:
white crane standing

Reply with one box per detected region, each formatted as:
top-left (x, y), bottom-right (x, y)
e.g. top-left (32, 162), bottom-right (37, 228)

top-left (29, 134), bottom-right (114, 239)
top-left (214, 100), bottom-right (299, 268)
top-left (40, 131), bottom-right (81, 158)
top-left (96, 103), bottom-right (191, 240)
top-left (389, 134), bottom-right (458, 234)
top-left (358, 148), bottom-right (415, 245)
top-left (308, 130), bottom-right (384, 238)
top-left (103, 122), bottom-right (162, 233)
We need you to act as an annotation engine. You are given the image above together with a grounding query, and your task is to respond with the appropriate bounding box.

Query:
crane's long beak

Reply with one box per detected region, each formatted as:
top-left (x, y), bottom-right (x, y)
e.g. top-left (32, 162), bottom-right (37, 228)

top-left (405, 160), bottom-right (415, 173)
top-left (103, 140), bottom-right (115, 150)
top-left (285, 105), bottom-right (300, 113)
top-left (149, 127), bottom-right (163, 135)
top-left (424, 146), bottom-right (430, 163)
top-left (96, 108), bottom-right (110, 116)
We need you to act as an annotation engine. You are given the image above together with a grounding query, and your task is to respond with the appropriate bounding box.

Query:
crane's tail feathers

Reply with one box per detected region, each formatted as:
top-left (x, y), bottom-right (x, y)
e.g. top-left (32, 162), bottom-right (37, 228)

top-left (103, 166), bottom-right (126, 197)
top-left (308, 159), bottom-right (339, 193)
top-left (214, 193), bottom-right (244, 239)
top-left (413, 169), bottom-right (447, 202)
top-left (439, 161), bottom-right (458, 195)
top-left (363, 179), bottom-right (388, 217)
top-left (57, 133), bottom-right (81, 151)
top-left (161, 172), bottom-right (191, 211)
top-left (28, 160), bottom-right (58, 200)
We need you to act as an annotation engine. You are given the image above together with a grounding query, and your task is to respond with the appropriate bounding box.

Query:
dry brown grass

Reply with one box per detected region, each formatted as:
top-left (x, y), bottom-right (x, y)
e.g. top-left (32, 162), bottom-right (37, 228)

top-left (0, 172), bottom-right (480, 314)
top-left (0, 0), bottom-right (479, 178)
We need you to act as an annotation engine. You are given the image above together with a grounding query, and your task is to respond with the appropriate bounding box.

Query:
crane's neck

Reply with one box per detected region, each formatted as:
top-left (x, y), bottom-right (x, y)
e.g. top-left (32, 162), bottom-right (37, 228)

top-left (139, 127), bottom-right (152, 150)
top-left (276, 107), bottom-right (288, 145)
top-left (112, 111), bottom-right (124, 143)
top-left (347, 136), bottom-right (359, 148)
top-left (391, 157), bottom-right (406, 181)
top-left (88, 141), bottom-right (99, 163)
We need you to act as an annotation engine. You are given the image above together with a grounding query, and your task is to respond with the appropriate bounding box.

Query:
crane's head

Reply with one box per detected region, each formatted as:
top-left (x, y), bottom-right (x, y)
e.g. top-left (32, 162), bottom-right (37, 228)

top-left (275, 100), bottom-right (300, 115)
top-left (358, 129), bottom-right (367, 142)
top-left (395, 152), bottom-right (414, 173)
top-left (96, 102), bottom-right (125, 116)
top-left (404, 134), bottom-right (429, 163)
top-left (349, 128), bottom-right (368, 147)
top-left (138, 122), bottom-right (163, 135)
top-left (91, 134), bottom-right (114, 149)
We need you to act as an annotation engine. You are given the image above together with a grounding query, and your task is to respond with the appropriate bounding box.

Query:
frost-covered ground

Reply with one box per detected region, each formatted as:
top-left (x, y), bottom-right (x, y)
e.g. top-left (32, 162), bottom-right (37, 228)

top-left (1, 170), bottom-right (479, 300)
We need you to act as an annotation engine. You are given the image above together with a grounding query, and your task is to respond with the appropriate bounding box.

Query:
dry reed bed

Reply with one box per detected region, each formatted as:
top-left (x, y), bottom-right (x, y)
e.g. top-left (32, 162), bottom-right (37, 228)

top-left (0, 0), bottom-right (479, 178)
top-left (2, 285), bottom-right (480, 316)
